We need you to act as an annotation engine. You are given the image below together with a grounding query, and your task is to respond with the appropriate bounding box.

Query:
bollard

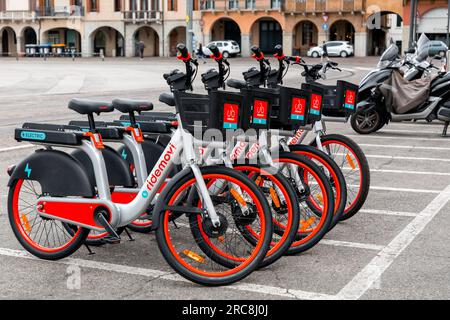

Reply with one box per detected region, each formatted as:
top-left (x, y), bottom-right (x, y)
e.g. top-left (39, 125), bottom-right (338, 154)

top-left (100, 49), bottom-right (105, 62)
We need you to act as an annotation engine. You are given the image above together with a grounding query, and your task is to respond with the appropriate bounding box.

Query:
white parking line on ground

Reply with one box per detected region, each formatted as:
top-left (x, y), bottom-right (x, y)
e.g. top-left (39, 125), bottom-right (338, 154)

top-left (336, 184), bottom-right (450, 300)
top-left (347, 134), bottom-right (450, 143)
top-left (0, 145), bottom-right (34, 153)
top-left (0, 247), bottom-right (335, 300)
top-left (359, 209), bottom-right (417, 217)
top-left (350, 185), bottom-right (441, 194)
top-left (321, 239), bottom-right (385, 251)
top-left (359, 144), bottom-right (450, 151)
top-left (364, 154), bottom-right (450, 163)
top-left (377, 129), bottom-right (441, 134)
top-left (368, 168), bottom-right (450, 177)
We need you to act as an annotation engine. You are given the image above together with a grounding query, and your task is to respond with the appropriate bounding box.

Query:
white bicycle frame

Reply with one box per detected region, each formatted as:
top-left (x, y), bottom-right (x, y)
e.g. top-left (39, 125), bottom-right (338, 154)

top-left (37, 114), bottom-right (223, 231)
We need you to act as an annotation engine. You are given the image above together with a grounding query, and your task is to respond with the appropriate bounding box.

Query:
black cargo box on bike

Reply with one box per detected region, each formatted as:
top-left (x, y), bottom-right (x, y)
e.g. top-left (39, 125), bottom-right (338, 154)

top-left (302, 81), bottom-right (358, 118)
top-left (301, 83), bottom-right (326, 123)
top-left (241, 87), bottom-right (277, 131)
top-left (276, 86), bottom-right (311, 129)
top-left (174, 90), bottom-right (245, 135)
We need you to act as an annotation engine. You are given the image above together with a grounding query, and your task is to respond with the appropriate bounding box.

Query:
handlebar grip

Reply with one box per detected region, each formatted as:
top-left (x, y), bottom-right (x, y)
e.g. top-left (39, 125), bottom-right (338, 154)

top-left (209, 44), bottom-right (222, 60)
top-left (275, 45), bottom-right (284, 58)
top-left (251, 46), bottom-right (263, 59)
top-left (177, 43), bottom-right (189, 59)
top-left (286, 56), bottom-right (303, 63)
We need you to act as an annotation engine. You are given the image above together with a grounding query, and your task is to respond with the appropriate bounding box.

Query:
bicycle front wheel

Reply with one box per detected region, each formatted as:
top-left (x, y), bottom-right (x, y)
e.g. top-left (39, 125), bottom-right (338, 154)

top-left (155, 166), bottom-right (273, 286)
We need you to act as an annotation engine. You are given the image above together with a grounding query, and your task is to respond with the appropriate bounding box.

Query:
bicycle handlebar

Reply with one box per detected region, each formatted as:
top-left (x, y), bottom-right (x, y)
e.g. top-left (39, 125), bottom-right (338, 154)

top-left (177, 43), bottom-right (189, 60)
top-left (251, 45), bottom-right (263, 60)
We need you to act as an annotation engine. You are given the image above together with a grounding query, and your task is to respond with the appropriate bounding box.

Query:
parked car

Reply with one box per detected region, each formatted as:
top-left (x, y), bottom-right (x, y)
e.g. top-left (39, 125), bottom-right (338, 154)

top-left (203, 40), bottom-right (241, 58)
top-left (427, 40), bottom-right (448, 57)
top-left (307, 41), bottom-right (354, 58)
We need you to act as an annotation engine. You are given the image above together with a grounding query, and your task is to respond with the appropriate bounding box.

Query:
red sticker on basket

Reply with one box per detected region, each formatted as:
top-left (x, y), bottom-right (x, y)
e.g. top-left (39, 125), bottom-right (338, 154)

top-left (344, 90), bottom-right (356, 110)
top-left (291, 97), bottom-right (307, 121)
top-left (223, 103), bottom-right (239, 129)
top-left (309, 94), bottom-right (322, 116)
top-left (252, 99), bottom-right (268, 125)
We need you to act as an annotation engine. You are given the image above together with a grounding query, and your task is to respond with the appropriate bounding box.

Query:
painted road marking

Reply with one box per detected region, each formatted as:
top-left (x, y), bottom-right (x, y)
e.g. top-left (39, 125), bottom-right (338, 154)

top-left (321, 239), bottom-right (384, 251)
top-left (336, 184), bottom-right (450, 300)
top-left (359, 209), bottom-right (417, 217)
top-left (343, 167), bottom-right (450, 177)
top-left (359, 143), bottom-right (450, 151)
top-left (0, 247), bottom-right (335, 300)
top-left (347, 134), bottom-right (450, 143)
top-left (364, 154), bottom-right (450, 163)
top-left (349, 185), bottom-right (441, 194)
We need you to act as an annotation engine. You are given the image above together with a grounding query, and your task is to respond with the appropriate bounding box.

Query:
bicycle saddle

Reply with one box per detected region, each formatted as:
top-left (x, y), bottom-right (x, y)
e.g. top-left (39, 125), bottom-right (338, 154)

top-left (112, 99), bottom-right (153, 114)
top-left (227, 79), bottom-right (247, 90)
top-left (68, 99), bottom-right (114, 115)
top-left (159, 93), bottom-right (175, 107)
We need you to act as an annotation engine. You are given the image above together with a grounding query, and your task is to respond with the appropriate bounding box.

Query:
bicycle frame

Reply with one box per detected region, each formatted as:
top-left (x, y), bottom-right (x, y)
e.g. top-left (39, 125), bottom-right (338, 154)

top-left (34, 115), bottom-right (223, 231)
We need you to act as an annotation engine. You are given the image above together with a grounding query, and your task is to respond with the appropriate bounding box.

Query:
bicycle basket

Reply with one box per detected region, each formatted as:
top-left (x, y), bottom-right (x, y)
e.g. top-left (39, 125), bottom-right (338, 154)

top-left (240, 88), bottom-right (277, 131)
top-left (277, 86), bottom-right (310, 129)
top-left (336, 80), bottom-right (358, 115)
top-left (175, 91), bottom-right (245, 135)
top-left (301, 83), bottom-right (326, 124)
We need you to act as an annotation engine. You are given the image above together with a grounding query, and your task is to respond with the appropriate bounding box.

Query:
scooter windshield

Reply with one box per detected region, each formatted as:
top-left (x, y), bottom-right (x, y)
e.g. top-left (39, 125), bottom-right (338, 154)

top-left (416, 36), bottom-right (431, 63)
top-left (377, 44), bottom-right (399, 68)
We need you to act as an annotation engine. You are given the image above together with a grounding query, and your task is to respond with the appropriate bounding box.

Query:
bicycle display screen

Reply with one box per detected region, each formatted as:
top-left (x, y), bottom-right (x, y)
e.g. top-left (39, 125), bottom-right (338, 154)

top-left (252, 99), bottom-right (269, 125)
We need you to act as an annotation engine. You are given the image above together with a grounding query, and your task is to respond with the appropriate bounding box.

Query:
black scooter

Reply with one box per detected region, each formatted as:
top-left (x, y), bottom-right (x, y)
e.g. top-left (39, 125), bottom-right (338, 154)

top-left (351, 44), bottom-right (450, 135)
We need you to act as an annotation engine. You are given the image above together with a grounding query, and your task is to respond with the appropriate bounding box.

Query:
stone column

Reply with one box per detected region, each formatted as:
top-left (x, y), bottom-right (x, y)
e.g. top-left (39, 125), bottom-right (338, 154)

top-left (240, 33), bottom-right (251, 57)
top-left (0, 35), bottom-right (3, 56)
top-left (354, 32), bottom-right (368, 57)
top-left (81, 37), bottom-right (92, 57)
top-left (16, 36), bottom-right (24, 56)
top-left (282, 32), bottom-right (293, 55)
top-left (126, 34), bottom-right (136, 57)
top-left (318, 32), bottom-right (328, 45)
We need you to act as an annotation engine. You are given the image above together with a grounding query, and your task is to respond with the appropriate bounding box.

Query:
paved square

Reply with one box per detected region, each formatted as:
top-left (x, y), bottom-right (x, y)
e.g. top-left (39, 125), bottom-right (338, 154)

top-left (1, 57), bottom-right (450, 299)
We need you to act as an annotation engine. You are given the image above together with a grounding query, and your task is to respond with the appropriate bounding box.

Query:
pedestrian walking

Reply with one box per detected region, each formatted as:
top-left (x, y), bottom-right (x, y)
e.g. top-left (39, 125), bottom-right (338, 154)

top-left (197, 43), bottom-right (207, 64)
top-left (138, 41), bottom-right (146, 60)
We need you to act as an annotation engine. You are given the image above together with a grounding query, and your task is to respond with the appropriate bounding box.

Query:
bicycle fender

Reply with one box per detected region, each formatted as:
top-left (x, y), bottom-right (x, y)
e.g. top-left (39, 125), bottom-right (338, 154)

top-left (150, 166), bottom-right (194, 231)
top-left (72, 145), bottom-right (135, 188)
top-left (8, 149), bottom-right (95, 197)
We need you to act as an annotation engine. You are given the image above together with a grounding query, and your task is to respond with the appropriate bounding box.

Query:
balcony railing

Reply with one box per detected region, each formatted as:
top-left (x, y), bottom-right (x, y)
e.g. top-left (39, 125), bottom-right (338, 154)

top-left (0, 10), bottom-right (36, 21)
top-left (284, 0), bottom-right (363, 13)
top-left (200, 0), bottom-right (284, 12)
top-left (122, 10), bottom-right (162, 22)
top-left (36, 5), bottom-right (84, 17)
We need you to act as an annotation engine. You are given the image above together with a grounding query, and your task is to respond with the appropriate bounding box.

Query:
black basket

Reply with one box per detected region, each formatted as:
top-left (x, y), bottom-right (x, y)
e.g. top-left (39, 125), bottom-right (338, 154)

top-left (241, 88), bottom-right (277, 130)
top-left (174, 91), bottom-right (245, 135)
top-left (302, 81), bottom-right (358, 118)
top-left (278, 86), bottom-right (311, 128)
top-left (336, 80), bottom-right (358, 115)
top-left (301, 83), bottom-right (326, 123)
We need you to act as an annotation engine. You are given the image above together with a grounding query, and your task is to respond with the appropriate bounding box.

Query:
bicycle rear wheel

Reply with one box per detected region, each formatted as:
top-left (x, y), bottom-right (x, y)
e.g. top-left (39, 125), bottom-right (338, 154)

top-left (311, 134), bottom-right (370, 220)
top-left (8, 179), bottom-right (89, 260)
top-left (273, 153), bottom-right (334, 254)
top-left (155, 166), bottom-right (272, 286)
top-left (289, 144), bottom-right (347, 230)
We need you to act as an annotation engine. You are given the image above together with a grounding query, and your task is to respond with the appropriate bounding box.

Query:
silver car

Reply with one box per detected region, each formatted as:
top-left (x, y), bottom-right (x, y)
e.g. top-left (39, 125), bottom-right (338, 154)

top-left (203, 40), bottom-right (241, 58)
top-left (307, 41), bottom-right (354, 58)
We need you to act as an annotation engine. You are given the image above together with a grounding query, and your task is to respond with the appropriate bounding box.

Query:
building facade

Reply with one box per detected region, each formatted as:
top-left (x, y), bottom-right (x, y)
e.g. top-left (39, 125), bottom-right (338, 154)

top-left (0, 0), bottom-right (192, 57)
top-left (0, 1), bottom-right (448, 58)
